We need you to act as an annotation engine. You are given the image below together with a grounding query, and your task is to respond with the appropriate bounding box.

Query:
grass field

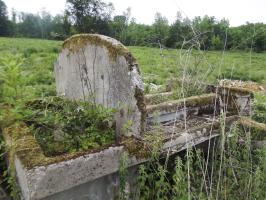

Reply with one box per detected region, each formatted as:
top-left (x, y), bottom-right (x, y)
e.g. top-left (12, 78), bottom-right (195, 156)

top-left (0, 37), bottom-right (265, 97)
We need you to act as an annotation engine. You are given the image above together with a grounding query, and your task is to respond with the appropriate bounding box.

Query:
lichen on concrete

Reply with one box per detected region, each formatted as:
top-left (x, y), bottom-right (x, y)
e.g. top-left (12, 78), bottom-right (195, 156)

top-left (63, 34), bottom-right (136, 62)
top-left (238, 117), bottom-right (266, 140)
top-left (146, 93), bottom-right (217, 114)
top-left (145, 92), bottom-right (175, 105)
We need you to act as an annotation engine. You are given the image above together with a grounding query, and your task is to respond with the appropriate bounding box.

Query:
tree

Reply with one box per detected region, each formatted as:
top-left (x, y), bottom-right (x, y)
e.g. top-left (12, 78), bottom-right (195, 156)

top-left (51, 12), bottom-right (71, 40)
top-left (110, 8), bottom-right (131, 43)
top-left (0, 0), bottom-right (10, 36)
top-left (152, 12), bottom-right (169, 46)
top-left (17, 12), bottom-right (42, 38)
top-left (40, 10), bottom-right (53, 39)
top-left (66, 0), bottom-right (114, 34)
top-left (192, 15), bottom-right (216, 50)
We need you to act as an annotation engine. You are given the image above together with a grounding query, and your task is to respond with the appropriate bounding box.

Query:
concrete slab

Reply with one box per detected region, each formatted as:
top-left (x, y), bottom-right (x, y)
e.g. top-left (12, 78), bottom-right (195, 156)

top-left (54, 34), bottom-right (146, 137)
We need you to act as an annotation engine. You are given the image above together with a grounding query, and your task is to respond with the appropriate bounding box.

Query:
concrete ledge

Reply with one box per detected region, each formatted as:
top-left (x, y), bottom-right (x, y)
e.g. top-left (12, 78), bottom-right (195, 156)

top-left (146, 93), bottom-right (217, 115)
top-left (15, 146), bottom-right (134, 200)
top-left (145, 92), bottom-right (174, 105)
top-left (238, 117), bottom-right (266, 140)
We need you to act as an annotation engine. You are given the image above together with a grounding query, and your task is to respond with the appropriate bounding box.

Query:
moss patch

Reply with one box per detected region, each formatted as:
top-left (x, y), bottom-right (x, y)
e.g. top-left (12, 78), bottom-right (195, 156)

top-left (146, 93), bottom-right (217, 114)
top-left (3, 122), bottom-right (119, 169)
top-left (135, 87), bottom-right (146, 133)
top-left (238, 117), bottom-right (266, 140)
top-left (121, 137), bottom-right (150, 159)
top-left (63, 34), bottom-right (136, 62)
top-left (145, 92), bottom-right (176, 105)
top-left (219, 79), bottom-right (266, 95)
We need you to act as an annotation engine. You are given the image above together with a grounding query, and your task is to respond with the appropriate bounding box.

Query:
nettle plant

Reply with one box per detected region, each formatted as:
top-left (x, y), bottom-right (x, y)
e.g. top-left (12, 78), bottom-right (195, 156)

top-left (118, 115), bottom-right (266, 200)
top-left (0, 55), bottom-right (26, 103)
top-left (253, 93), bottom-right (266, 124)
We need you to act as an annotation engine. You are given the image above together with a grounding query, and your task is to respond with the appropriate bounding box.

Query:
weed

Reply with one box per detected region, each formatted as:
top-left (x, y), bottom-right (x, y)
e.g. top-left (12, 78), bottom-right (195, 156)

top-left (21, 97), bottom-right (116, 156)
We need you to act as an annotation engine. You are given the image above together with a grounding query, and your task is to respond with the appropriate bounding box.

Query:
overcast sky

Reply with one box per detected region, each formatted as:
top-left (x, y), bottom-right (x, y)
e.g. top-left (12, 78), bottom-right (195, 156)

top-left (3, 0), bottom-right (266, 26)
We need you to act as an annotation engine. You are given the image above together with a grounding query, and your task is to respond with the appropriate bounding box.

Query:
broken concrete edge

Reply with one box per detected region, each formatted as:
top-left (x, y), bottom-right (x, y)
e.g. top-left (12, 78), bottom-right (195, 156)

top-left (146, 93), bottom-right (217, 115)
top-left (134, 87), bottom-right (147, 134)
top-left (219, 86), bottom-right (254, 97)
top-left (238, 117), bottom-right (266, 140)
top-left (206, 84), bottom-right (255, 96)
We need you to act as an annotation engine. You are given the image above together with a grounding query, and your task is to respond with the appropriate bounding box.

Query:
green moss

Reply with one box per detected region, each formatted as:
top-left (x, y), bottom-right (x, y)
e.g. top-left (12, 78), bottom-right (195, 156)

top-left (146, 93), bottom-right (217, 114)
top-left (122, 137), bottom-right (149, 159)
top-left (135, 87), bottom-right (146, 133)
top-left (3, 122), bottom-right (118, 169)
top-left (63, 34), bottom-right (136, 62)
top-left (238, 117), bottom-right (266, 140)
top-left (145, 92), bottom-right (175, 105)
top-left (219, 86), bottom-right (253, 96)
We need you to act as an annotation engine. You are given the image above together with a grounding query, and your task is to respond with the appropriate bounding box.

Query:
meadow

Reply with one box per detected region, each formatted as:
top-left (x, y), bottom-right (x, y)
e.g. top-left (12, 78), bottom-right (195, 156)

top-left (0, 37), bottom-right (265, 97)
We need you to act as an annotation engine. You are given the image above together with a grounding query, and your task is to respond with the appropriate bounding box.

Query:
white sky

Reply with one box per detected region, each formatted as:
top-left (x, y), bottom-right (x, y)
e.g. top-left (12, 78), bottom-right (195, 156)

top-left (3, 0), bottom-right (266, 26)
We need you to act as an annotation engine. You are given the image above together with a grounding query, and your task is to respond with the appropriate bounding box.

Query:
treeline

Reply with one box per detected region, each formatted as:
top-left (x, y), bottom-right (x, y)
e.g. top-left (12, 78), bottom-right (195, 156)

top-left (0, 0), bottom-right (265, 52)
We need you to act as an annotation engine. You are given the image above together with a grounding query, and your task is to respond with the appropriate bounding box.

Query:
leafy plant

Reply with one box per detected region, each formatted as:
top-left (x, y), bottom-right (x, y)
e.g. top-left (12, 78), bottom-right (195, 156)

top-left (253, 93), bottom-right (266, 123)
top-left (0, 55), bottom-right (25, 103)
top-left (119, 152), bottom-right (129, 200)
top-left (21, 97), bottom-right (116, 156)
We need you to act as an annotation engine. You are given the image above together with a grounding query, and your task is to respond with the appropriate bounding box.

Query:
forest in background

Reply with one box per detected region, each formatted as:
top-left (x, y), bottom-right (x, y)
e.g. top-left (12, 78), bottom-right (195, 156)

top-left (0, 0), bottom-right (266, 52)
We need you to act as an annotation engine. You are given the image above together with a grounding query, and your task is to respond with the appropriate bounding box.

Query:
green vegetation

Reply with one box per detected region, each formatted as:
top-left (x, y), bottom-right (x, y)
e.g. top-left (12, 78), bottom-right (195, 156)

top-left (0, 37), bottom-right (115, 197)
top-left (0, 36), bottom-right (265, 199)
top-left (0, 37), bottom-right (116, 157)
top-left (0, 0), bottom-right (266, 52)
top-left (253, 93), bottom-right (266, 124)
top-left (23, 97), bottom-right (115, 156)
top-left (135, 124), bottom-right (266, 199)
top-left (129, 46), bottom-right (266, 85)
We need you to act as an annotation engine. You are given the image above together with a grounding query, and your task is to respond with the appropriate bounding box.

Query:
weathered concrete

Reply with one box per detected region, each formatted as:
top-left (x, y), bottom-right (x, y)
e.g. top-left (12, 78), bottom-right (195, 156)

top-left (218, 86), bottom-right (252, 115)
top-left (146, 93), bottom-right (218, 124)
top-left (54, 34), bottom-right (146, 136)
top-left (14, 146), bottom-right (143, 200)
top-left (43, 167), bottom-right (138, 200)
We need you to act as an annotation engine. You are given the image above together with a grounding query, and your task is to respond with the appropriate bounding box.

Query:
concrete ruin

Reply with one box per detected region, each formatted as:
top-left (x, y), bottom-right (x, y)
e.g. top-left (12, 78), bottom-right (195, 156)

top-left (54, 34), bottom-right (146, 137)
top-left (3, 34), bottom-right (266, 200)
